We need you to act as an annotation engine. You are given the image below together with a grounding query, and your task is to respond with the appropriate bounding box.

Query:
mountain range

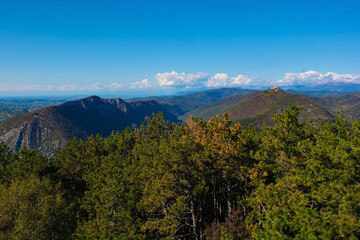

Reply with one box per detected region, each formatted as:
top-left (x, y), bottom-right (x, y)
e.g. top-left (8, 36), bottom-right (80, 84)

top-left (130, 87), bottom-right (254, 116)
top-left (283, 82), bottom-right (360, 93)
top-left (304, 92), bottom-right (360, 120)
top-left (0, 86), bottom-right (358, 156)
top-left (0, 96), bottom-right (179, 156)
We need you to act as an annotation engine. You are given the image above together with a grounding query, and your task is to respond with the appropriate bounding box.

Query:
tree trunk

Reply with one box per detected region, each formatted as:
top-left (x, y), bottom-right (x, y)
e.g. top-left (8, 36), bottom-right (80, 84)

top-left (226, 173), bottom-right (232, 216)
top-left (188, 186), bottom-right (200, 240)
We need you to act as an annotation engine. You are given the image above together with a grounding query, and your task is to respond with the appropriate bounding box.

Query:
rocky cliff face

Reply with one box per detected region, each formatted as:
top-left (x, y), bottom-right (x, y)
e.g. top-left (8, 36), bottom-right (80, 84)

top-left (0, 96), bottom-right (179, 156)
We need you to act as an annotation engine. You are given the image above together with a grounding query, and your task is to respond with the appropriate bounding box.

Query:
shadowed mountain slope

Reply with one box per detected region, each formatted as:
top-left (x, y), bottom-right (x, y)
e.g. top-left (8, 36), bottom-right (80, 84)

top-left (0, 96), bottom-right (179, 156)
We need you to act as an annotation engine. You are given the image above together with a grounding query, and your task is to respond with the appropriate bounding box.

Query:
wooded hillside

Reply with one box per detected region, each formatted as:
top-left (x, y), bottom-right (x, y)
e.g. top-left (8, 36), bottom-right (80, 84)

top-left (0, 105), bottom-right (359, 239)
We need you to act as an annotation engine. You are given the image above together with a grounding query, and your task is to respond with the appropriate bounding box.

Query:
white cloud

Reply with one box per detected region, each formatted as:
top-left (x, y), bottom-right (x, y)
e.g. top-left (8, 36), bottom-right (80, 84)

top-left (205, 73), bottom-right (260, 87)
top-left (155, 71), bottom-right (259, 88)
top-left (275, 70), bottom-right (360, 86)
top-left (108, 82), bottom-right (123, 89)
top-left (325, 72), bottom-right (360, 83)
top-left (88, 83), bottom-right (103, 90)
top-left (206, 73), bottom-right (230, 87)
top-left (155, 71), bottom-right (210, 87)
top-left (231, 74), bottom-right (252, 85)
top-left (0, 72), bottom-right (261, 93)
top-left (231, 74), bottom-right (261, 86)
top-left (128, 79), bottom-right (153, 89)
top-left (7, 70), bottom-right (359, 93)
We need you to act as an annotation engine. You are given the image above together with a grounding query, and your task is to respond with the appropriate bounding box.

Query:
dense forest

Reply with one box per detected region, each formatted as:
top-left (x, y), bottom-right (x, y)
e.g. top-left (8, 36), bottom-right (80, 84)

top-left (0, 104), bottom-right (359, 239)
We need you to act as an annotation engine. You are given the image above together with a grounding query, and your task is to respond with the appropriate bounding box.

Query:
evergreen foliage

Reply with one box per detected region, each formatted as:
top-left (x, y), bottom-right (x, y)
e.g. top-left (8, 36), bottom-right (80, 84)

top-left (0, 107), bottom-right (359, 239)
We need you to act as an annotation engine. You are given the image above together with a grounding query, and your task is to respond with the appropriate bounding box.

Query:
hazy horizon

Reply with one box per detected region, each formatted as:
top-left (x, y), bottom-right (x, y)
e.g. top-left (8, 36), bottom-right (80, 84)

top-left (1, 0), bottom-right (360, 96)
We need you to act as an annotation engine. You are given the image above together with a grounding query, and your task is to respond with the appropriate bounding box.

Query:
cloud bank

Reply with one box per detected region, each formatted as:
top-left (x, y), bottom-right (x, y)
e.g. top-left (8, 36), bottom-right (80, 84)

top-left (275, 70), bottom-right (360, 86)
top-left (155, 71), bottom-right (210, 88)
top-left (155, 71), bottom-right (260, 88)
top-left (1, 70), bottom-right (360, 93)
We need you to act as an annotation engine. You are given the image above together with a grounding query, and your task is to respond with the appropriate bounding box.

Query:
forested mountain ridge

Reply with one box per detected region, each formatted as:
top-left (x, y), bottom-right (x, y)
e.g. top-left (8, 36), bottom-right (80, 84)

top-left (0, 88), bottom-right (253, 124)
top-left (179, 90), bottom-right (261, 121)
top-left (132, 87), bottom-right (255, 116)
top-left (0, 88), bottom-right (256, 156)
top-left (184, 87), bottom-right (335, 128)
top-left (0, 108), bottom-right (359, 239)
top-left (0, 87), bottom-right (357, 156)
top-left (0, 87), bottom-right (358, 124)
top-left (305, 92), bottom-right (360, 121)
top-left (0, 96), bottom-right (179, 156)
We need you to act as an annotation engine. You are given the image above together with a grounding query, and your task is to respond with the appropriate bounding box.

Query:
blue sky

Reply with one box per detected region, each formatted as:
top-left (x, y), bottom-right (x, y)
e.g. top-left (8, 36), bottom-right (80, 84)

top-left (1, 0), bottom-right (360, 96)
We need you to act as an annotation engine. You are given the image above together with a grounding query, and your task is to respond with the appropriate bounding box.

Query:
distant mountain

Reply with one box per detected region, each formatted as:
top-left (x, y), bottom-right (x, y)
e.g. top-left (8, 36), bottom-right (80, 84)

top-left (312, 82), bottom-right (360, 92)
top-left (285, 90), bottom-right (344, 97)
top-left (184, 87), bottom-right (335, 129)
top-left (131, 88), bottom-right (255, 116)
top-left (305, 92), bottom-right (360, 121)
top-left (0, 96), bottom-right (179, 156)
top-left (283, 82), bottom-right (360, 93)
top-left (0, 87), bottom-right (352, 156)
top-left (179, 91), bottom-right (260, 121)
